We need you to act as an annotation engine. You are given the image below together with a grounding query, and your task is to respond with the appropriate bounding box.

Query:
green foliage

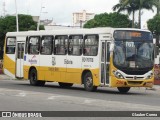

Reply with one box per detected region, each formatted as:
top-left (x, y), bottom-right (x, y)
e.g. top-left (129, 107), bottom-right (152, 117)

top-left (113, 0), bottom-right (156, 28)
top-left (0, 14), bottom-right (45, 56)
top-left (147, 15), bottom-right (160, 46)
top-left (147, 15), bottom-right (160, 35)
top-left (19, 15), bottom-right (37, 31)
top-left (83, 12), bottom-right (131, 28)
top-left (39, 25), bottom-right (45, 30)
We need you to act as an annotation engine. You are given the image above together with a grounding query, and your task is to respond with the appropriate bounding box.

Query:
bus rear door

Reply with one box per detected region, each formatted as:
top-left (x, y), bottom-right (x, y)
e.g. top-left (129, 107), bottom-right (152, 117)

top-left (16, 38), bottom-right (25, 78)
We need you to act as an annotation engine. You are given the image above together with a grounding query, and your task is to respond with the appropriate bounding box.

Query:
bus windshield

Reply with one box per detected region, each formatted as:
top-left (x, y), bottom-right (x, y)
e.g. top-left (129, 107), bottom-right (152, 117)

top-left (113, 30), bottom-right (154, 70)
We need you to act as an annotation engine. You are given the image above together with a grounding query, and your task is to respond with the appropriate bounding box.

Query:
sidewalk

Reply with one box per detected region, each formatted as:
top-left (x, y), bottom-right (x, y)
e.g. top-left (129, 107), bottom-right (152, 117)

top-left (0, 69), bottom-right (3, 74)
top-left (0, 74), bottom-right (12, 80)
top-left (147, 85), bottom-right (160, 91)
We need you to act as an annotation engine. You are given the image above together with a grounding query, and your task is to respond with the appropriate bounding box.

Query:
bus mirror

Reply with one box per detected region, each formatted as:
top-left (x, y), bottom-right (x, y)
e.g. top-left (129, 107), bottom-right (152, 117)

top-left (109, 43), bottom-right (114, 52)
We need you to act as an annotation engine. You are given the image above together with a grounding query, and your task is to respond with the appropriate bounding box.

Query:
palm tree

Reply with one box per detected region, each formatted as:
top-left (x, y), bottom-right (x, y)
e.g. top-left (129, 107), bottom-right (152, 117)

top-left (136, 0), bottom-right (155, 28)
top-left (113, 0), bottom-right (156, 29)
top-left (153, 0), bottom-right (160, 15)
top-left (113, 0), bottom-right (138, 28)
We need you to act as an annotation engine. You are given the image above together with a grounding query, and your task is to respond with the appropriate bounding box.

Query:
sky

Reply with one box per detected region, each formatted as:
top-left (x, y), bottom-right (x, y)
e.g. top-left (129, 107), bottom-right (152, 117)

top-left (0, 0), bottom-right (157, 28)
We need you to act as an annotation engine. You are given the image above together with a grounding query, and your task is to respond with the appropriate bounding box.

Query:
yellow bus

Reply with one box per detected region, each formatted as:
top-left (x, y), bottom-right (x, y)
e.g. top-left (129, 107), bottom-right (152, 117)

top-left (3, 27), bottom-right (154, 93)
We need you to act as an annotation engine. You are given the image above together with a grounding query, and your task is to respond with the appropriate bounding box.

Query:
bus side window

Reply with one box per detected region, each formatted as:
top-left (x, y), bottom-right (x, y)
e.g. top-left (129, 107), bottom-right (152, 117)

top-left (28, 36), bottom-right (40, 55)
top-left (6, 37), bottom-right (16, 54)
top-left (107, 42), bottom-right (110, 62)
top-left (25, 37), bottom-right (28, 54)
top-left (54, 35), bottom-right (68, 55)
top-left (68, 35), bottom-right (83, 56)
top-left (84, 35), bottom-right (99, 56)
top-left (40, 36), bottom-right (53, 55)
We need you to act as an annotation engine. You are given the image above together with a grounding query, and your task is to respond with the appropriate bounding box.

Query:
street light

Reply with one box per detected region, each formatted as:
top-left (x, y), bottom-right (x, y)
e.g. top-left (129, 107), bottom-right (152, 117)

top-left (15, 0), bottom-right (19, 32)
top-left (37, 5), bottom-right (47, 31)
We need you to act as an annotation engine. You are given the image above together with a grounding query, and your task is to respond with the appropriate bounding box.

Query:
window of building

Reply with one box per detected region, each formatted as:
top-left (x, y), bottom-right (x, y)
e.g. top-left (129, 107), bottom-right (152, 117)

top-left (40, 36), bottom-right (53, 55)
top-left (6, 37), bottom-right (16, 54)
top-left (28, 36), bottom-right (40, 54)
top-left (54, 35), bottom-right (68, 55)
top-left (84, 35), bottom-right (99, 56)
top-left (68, 35), bottom-right (83, 56)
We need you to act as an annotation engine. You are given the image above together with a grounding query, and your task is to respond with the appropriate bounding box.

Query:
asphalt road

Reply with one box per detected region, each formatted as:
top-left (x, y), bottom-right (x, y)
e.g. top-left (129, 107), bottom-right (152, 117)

top-left (0, 79), bottom-right (160, 120)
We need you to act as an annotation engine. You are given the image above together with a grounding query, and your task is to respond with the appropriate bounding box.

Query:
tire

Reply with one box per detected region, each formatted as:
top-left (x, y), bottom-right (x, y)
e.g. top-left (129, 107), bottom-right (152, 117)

top-left (58, 82), bottom-right (73, 88)
top-left (117, 87), bottom-right (130, 93)
top-left (84, 72), bottom-right (97, 92)
top-left (29, 69), bottom-right (45, 86)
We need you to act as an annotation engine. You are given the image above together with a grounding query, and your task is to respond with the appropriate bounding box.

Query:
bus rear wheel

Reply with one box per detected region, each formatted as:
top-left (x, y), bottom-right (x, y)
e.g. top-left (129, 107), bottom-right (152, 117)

top-left (58, 82), bottom-right (73, 88)
top-left (29, 69), bottom-right (45, 86)
top-left (84, 72), bottom-right (97, 92)
top-left (117, 87), bottom-right (130, 93)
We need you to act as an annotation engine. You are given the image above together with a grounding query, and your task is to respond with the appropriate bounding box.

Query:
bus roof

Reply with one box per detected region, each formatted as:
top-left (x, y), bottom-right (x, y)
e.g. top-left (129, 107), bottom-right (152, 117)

top-left (6, 27), bottom-right (151, 37)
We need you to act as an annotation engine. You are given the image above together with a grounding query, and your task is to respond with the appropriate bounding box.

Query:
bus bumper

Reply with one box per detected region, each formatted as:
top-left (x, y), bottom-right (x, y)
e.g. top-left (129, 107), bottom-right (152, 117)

top-left (110, 76), bottom-right (154, 88)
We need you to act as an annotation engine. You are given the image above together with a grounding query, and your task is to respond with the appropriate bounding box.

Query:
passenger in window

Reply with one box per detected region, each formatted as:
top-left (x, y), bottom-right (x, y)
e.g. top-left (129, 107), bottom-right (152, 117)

top-left (59, 46), bottom-right (65, 54)
top-left (73, 47), bottom-right (78, 55)
top-left (32, 46), bottom-right (39, 54)
top-left (85, 47), bottom-right (90, 56)
top-left (92, 46), bottom-right (98, 55)
top-left (68, 47), bottom-right (73, 54)
top-left (45, 46), bottom-right (51, 54)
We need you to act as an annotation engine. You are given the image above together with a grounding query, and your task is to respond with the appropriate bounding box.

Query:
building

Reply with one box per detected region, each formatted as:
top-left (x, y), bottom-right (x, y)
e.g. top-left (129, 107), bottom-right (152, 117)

top-left (73, 10), bottom-right (95, 27)
top-left (32, 16), bottom-right (54, 26)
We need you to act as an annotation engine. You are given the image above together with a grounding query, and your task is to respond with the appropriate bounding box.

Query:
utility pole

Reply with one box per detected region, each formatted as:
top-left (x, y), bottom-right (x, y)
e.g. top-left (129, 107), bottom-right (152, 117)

top-left (15, 0), bottom-right (19, 32)
top-left (37, 5), bottom-right (43, 31)
top-left (37, 6), bottom-right (47, 31)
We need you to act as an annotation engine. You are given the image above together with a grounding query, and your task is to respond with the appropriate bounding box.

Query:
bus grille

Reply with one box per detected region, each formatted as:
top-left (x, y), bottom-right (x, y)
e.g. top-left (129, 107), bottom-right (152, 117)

top-left (128, 81), bottom-right (143, 85)
top-left (126, 76), bottom-right (144, 80)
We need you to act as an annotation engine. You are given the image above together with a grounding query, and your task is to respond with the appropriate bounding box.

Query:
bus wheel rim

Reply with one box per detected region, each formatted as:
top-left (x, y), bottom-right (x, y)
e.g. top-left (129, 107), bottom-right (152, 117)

top-left (86, 77), bottom-right (92, 87)
top-left (31, 73), bottom-right (36, 81)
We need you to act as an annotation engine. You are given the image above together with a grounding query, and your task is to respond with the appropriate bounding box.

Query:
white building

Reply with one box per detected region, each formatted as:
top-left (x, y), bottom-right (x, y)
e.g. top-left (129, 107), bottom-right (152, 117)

top-left (73, 10), bottom-right (95, 27)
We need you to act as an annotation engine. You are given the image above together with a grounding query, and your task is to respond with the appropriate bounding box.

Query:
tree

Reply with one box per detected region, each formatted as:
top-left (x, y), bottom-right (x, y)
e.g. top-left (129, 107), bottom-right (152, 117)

top-left (83, 12), bottom-right (131, 28)
top-left (113, 0), bottom-right (138, 28)
top-left (0, 14), bottom-right (44, 58)
top-left (136, 0), bottom-right (155, 29)
top-left (152, 0), bottom-right (160, 15)
top-left (147, 15), bottom-right (160, 45)
top-left (113, 0), bottom-right (155, 28)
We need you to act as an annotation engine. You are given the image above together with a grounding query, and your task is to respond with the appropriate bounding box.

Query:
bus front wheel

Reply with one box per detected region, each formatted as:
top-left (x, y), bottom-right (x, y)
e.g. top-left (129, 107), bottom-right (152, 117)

top-left (58, 82), bottom-right (73, 88)
top-left (84, 72), bottom-right (97, 92)
top-left (117, 87), bottom-right (130, 93)
top-left (29, 69), bottom-right (45, 86)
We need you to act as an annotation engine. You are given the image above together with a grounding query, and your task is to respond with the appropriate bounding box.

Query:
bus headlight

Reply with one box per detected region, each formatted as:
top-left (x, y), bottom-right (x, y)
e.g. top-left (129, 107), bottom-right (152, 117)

top-left (113, 70), bottom-right (124, 79)
top-left (146, 72), bottom-right (153, 79)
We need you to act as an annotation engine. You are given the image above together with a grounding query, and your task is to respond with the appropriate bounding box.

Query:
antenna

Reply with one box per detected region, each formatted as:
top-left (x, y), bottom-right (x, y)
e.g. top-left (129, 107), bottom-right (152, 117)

top-left (3, 0), bottom-right (6, 16)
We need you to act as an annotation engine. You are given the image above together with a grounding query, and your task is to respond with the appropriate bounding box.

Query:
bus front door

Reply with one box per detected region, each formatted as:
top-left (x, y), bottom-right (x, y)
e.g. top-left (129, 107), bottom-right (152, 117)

top-left (101, 41), bottom-right (110, 85)
top-left (16, 42), bottom-right (25, 78)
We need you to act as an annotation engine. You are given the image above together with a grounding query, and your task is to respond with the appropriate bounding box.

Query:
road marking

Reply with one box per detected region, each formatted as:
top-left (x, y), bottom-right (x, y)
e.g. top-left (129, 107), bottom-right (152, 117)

top-left (47, 95), bottom-right (63, 100)
top-left (83, 99), bottom-right (95, 104)
top-left (14, 92), bottom-right (26, 97)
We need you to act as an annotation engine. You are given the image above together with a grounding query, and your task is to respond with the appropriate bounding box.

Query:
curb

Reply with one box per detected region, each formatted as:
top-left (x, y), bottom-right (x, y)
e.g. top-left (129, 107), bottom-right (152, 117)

top-left (146, 85), bottom-right (160, 91)
top-left (0, 74), bottom-right (12, 80)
